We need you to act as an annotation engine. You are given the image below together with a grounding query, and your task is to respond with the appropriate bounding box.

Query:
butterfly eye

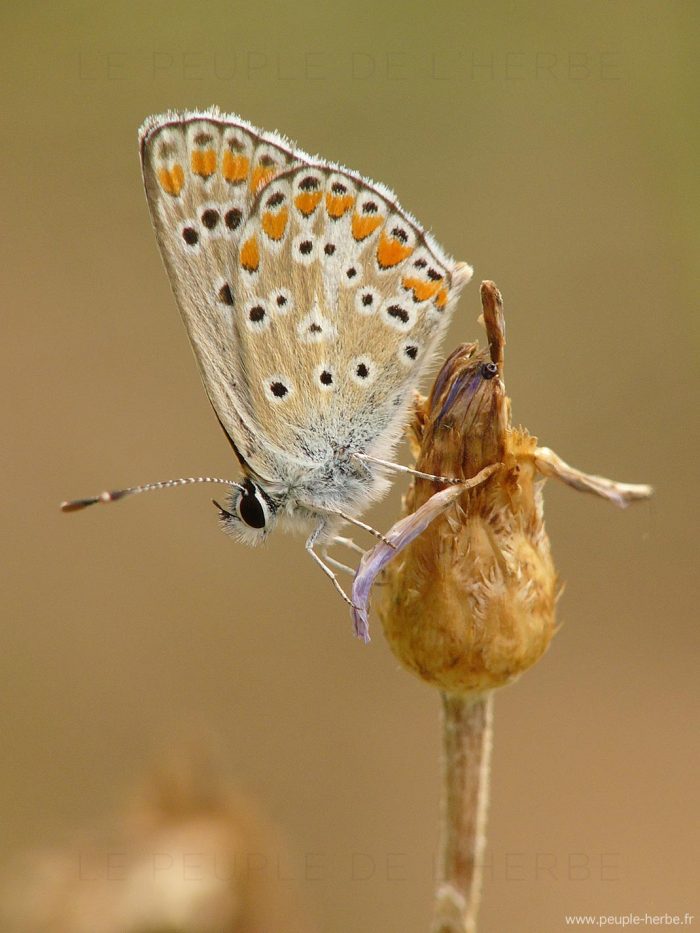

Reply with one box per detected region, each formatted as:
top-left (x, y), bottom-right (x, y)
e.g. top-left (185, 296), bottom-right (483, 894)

top-left (481, 362), bottom-right (498, 379)
top-left (237, 480), bottom-right (267, 529)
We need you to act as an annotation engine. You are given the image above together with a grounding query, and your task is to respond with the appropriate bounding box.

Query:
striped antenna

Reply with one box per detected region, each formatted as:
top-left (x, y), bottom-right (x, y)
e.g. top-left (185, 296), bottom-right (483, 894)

top-left (60, 476), bottom-right (244, 513)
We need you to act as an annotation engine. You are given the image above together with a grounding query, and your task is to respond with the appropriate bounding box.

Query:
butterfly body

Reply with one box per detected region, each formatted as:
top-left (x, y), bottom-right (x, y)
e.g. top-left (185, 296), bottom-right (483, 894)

top-left (217, 442), bottom-right (393, 547)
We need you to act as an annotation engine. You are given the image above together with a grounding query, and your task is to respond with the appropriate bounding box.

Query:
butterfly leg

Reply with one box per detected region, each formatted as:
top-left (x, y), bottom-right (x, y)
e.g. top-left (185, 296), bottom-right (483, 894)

top-left (320, 547), bottom-right (356, 577)
top-left (306, 524), bottom-right (358, 608)
top-left (353, 452), bottom-right (463, 486)
top-left (331, 510), bottom-right (396, 549)
top-left (331, 535), bottom-right (366, 556)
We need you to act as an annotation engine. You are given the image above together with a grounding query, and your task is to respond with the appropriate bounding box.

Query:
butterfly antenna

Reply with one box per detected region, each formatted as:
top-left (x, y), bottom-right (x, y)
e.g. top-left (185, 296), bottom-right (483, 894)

top-left (60, 476), bottom-right (244, 513)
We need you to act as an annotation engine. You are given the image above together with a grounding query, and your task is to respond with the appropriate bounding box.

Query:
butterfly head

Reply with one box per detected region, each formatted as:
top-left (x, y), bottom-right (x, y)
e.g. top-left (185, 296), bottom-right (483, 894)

top-left (216, 477), bottom-right (280, 546)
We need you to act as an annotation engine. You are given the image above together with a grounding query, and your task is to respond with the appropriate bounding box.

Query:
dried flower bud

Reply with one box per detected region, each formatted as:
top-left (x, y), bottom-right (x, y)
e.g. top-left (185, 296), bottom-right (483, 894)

top-left (352, 282), bottom-right (652, 692)
top-left (1, 746), bottom-right (311, 933)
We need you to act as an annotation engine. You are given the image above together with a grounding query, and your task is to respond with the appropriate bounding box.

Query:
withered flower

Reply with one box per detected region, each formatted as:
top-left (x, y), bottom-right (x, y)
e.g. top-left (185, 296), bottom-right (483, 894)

top-left (352, 281), bottom-right (651, 688)
top-left (1, 748), bottom-right (311, 933)
top-left (351, 281), bottom-right (652, 933)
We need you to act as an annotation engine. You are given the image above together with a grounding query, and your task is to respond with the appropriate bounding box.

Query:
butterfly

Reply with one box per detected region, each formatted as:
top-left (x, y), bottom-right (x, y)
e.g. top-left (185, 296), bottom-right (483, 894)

top-left (62, 107), bottom-right (473, 609)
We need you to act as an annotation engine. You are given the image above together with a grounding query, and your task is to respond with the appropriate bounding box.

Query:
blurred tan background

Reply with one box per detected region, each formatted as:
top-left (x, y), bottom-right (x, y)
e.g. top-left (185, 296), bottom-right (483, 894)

top-left (1, 2), bottom-right (697, 931)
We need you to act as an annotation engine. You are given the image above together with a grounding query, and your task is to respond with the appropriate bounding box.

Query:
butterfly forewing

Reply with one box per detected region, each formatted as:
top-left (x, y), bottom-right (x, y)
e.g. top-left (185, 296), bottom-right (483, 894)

top-left (139, 109), bottom-right (310, 478)
top-left (139, 109), bottom-right (472, 488)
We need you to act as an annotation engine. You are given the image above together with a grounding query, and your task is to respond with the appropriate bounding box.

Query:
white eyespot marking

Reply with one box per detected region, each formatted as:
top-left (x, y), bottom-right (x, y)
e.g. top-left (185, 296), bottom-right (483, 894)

top-left (216, 279), bottom-right (235, 308)
top-left (386, 217), bottom-right (416, 246)
top-left (342, 264), bottom-right (360, 287)
top-left (179, 220), bottom-right (200, 251)
top-left (263, 185), bottom-right (287, 208)
top-left (187, 122), bottom-right (215, 142)
top-left (352, 191), bottom-right (387, 246)
top-left (199, 202), bottom-right (223, 237)
top-left (187, 123), bottom-right (218, 184)
top-left (271, 288), bottom-right (293, 315)
top-left (223, 127), bottom-right (253, 152)
top-left (380, 300), bottom-right (415, 332)
top-left (315, 363), bottom-right (335, 392)
top-left (244, 298), bottom-right (271, 332)
top-left (293, 170), bottom-right (324, 194)
top-left (221, 128), bottom-right (253, 188)
top-left (375, 212), bottom-right (418, 274)
top-left (418, 254), bottom-right (447, 282)
top-left (399, 342), bottom-right (421, 367)
top-left (264, 375), bottom-right (293, 404)
top-left (401, 248), bottom-right (447, 302)
top-left (154, 127), bottom-right (182, 161)
top-left (292, 170), bottom-right (324, 224)
top-left (292, 233), bottom-right (317, 266)
top-left (222, 202), bottom-right (245, 235)
top-left (387, 213), bottom-right (418, 245)
top-left (297, 304), bottom-right (337, 344)
top-left (325, 173), bottom-right (357, 221)
top-left (252, 143), bottom-right (287, 183)
top-left (349, 356), bottom-right (376, 386)
top-left (354, 286), bottom-right (380, 316)
top-left (259, 181), bottom-right (290, 252)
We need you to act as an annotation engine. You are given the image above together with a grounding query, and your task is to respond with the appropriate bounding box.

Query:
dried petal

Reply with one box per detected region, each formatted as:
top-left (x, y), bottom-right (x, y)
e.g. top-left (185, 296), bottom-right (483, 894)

top-left (351, 466), bottom-right (500, 642)
top-left (534, 446), bottom-right (653, 507)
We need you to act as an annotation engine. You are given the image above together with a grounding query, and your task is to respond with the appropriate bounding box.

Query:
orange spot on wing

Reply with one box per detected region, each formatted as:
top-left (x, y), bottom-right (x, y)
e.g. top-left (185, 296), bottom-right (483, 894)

top-left (222, 151), bottom-right (249, 183)
top-left (376, 232), bottom-right (414, 268)
top-left (294, 191), bottom-right (323, 215)
top-left (240, 235), bottom-right (260, 272)
top-left (191, 148), bottom-right (217, 177)
top-left (158, 164), bottom-right (185, 196)
top-left (250, 165), bottom-right (277, 192)
top-left (351, 213), bottom-right (383, 241)
top-left (261, 208), bottom-right (288, 241)
top-left (326, 192), bottom-right (355, 218)
top-left (435, 287), bottom-right (449, 308)
top-left (401, 276), bottom-right (443, 302)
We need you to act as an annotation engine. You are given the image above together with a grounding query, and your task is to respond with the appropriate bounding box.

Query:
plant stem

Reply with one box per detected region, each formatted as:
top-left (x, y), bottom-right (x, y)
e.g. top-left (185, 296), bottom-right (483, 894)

top-left (432, 691), bottom-right (494, 933)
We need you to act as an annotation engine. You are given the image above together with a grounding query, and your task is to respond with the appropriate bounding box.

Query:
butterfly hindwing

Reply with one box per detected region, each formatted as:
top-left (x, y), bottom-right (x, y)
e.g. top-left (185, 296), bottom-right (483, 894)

top-left (232, 162), bottom-right (472, 466)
